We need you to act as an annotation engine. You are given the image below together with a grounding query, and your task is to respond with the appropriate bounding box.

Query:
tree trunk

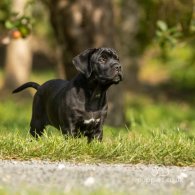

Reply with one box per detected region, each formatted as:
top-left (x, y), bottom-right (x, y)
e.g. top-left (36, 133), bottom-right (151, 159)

top-left (122, 0), bottom-right (141, 82)
top-left (47, 0), bottom-right (126, 126)
top-left (3, 0), bottom-right (32, 93)
top-left (48, 0), bottom-right (115, 78)
top-left (4, 39), bottom-right (32, 90)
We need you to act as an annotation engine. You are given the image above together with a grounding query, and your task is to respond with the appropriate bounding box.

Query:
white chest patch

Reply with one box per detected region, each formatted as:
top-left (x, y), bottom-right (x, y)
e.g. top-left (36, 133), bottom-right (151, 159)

top-left (83, 118), bottom-right (100, 124)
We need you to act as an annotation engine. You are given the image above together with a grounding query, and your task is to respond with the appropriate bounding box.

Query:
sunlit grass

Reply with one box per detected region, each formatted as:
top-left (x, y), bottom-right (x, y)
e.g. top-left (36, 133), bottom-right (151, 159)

top-left (0, 124), bottom-right (194, 166)
top-left (0, 99), bottom-right (195, 166)
top-left (1, 56), bottom-right (195, 166)
top-left (126, 95), bottom-right (195, 136)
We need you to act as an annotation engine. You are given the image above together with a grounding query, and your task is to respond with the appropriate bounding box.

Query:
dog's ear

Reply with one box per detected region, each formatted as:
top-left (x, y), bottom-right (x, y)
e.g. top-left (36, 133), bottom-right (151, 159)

top-left (72, 48), bottom-right (97, 78)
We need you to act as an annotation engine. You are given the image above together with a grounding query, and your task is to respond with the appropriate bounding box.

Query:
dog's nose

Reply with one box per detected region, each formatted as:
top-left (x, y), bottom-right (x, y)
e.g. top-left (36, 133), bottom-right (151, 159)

top-left (115, 64), bottom-right (121, 72)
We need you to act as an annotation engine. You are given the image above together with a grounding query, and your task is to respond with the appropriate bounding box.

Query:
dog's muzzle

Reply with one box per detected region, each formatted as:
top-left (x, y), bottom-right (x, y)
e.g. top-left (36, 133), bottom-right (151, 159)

top-left (112, 63), bottom-right (123, 83)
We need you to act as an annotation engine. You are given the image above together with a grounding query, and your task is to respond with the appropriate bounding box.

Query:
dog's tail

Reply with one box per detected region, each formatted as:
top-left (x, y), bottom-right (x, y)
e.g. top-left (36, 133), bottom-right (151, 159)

top-left (12, 82), bottom-right (40, 94)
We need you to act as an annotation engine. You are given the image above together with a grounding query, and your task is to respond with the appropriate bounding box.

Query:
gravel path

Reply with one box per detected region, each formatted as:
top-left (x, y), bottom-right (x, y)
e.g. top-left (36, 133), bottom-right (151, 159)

top-left (0, 160), bottom-right (195, 194)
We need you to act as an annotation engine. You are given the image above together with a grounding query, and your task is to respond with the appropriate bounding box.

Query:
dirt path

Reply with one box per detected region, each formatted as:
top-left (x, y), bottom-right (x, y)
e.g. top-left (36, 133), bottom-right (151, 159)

top-left (0, 160), bottom-right (194, 194)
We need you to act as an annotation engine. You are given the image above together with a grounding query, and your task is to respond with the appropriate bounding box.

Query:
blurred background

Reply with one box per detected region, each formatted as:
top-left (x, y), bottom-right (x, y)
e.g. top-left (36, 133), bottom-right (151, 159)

top-left (1, 0), bottom-right (195, 135)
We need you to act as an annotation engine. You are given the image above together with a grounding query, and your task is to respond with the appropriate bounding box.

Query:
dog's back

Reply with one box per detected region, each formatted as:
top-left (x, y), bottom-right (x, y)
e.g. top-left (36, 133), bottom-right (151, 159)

top-left (37, 79), bottom-right (68, 98)
top-left (36, 79), bottom-right (69, 128)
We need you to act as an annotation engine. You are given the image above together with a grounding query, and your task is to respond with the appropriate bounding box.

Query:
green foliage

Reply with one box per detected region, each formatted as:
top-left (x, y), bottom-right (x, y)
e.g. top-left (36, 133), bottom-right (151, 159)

top-left (144, 42), bottom-right (195, 91)
top-left (0, 0), bottom-right (11, 21)
top-left (0, 0), bottom-right (11, 32)
top-left (5, 15), bottom-right (32, 38)
top-left (155, 20), bottom-right (182, 61)
top-left (0, 0), bottom-right (32, 39)
top-left (156, 20), bottom-right (181, 47)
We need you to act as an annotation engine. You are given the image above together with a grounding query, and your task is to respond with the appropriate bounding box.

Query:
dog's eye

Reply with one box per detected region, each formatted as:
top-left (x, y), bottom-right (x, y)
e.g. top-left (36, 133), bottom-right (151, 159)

top-left (114, 56), bottom-right (119, 61)
top-left (99, 55), bottom-right (107, 63)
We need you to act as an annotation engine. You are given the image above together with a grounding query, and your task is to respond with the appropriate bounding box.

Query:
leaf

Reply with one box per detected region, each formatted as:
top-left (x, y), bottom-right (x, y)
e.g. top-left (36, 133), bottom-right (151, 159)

top-left (5, 20), bottom-right (15, 29)
top-left (167, 37), bottom-right (177, 47)
top-left (18, 26), bottom-right (31, 37)
top-left (156, 30), bottom-right (163, 37)
top-left (157, 20), bottom-right (168, 31)
top-left (20, 16), bottom-right (31, 25)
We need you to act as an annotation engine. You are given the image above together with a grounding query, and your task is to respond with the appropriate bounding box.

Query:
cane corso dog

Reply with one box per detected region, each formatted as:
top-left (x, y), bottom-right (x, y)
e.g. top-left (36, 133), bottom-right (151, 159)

top-left (13, 48), bottom-right (123, 142)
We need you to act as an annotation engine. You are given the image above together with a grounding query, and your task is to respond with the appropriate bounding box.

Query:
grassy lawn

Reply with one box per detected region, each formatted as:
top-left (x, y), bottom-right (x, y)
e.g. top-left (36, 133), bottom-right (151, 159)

top-left (0, 96), bottom-right (195, 166)
top-left (0, 57), bottom-right (195, 166)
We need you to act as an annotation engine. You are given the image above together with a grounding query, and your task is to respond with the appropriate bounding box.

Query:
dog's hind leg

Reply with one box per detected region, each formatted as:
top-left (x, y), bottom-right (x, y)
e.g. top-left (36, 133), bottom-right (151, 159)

top-left (30, 123), bottom-right (45, 138)
top-left (30, 94), bottom-right (46, 138)
top-left (87, 125), bottom-right (103, 143)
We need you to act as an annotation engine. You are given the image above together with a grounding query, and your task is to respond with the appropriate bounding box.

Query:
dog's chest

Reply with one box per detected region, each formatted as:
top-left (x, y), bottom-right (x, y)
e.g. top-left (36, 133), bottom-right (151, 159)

top-left (83, 117), bottom-right (100, 125)
top-left (79, 116), bottom-right (101, 132)
top-left (69, 85), bottom-right (107, 128)
top-left (74, 108), bottom-right (102, 128)
top-left (81, 111), bottom-right (101, 125)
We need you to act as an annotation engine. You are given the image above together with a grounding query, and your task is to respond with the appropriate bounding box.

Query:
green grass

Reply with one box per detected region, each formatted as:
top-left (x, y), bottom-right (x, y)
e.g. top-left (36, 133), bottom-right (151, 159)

top-left (0, 127), bottom-right (195, 165)
top-left (0, 126), bottom-right (194, 165)
top-left (1, 67), bottom-right (195, 166)
top-left (0, 98), bottom-right (195, 166)
top-left (126, 95), bottom-right (195, 136)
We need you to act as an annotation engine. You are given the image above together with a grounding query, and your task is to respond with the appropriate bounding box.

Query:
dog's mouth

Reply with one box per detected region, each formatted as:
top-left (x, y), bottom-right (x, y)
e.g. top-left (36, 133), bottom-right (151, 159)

top-left (113, 74), bottom-right (122, 84)
top-left (97, 72), bottom-right (122, 85)
top-left (93, 63), bottom-right (123, 85)
top-left (111, 64), bottom-right (123, 83)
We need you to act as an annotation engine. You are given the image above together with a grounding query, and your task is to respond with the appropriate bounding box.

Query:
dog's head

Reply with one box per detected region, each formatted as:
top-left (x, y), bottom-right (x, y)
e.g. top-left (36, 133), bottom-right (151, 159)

top-left (72, 48), bottom-right (123, 84)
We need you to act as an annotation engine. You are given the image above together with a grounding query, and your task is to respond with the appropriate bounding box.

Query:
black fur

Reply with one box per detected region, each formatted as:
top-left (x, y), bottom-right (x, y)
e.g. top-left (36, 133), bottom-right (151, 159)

top-left (13, 48), bottom-right (123, 142)
top-left (12, 82), bottom-right (40, 93)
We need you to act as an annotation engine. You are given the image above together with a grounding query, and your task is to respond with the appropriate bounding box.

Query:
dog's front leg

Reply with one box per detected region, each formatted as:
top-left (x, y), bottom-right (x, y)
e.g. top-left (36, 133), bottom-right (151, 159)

top-left (87, 127), bottom-right (103, 143)
top-left (68, 124), bottom-right (78, 138)
top-left (61, 121), bottom-right (78, 138)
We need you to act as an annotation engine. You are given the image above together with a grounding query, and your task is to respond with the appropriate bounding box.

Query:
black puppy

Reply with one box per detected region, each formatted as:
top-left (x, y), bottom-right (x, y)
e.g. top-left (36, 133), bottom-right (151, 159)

top-left (13, 48), bottom-right (123, 142)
